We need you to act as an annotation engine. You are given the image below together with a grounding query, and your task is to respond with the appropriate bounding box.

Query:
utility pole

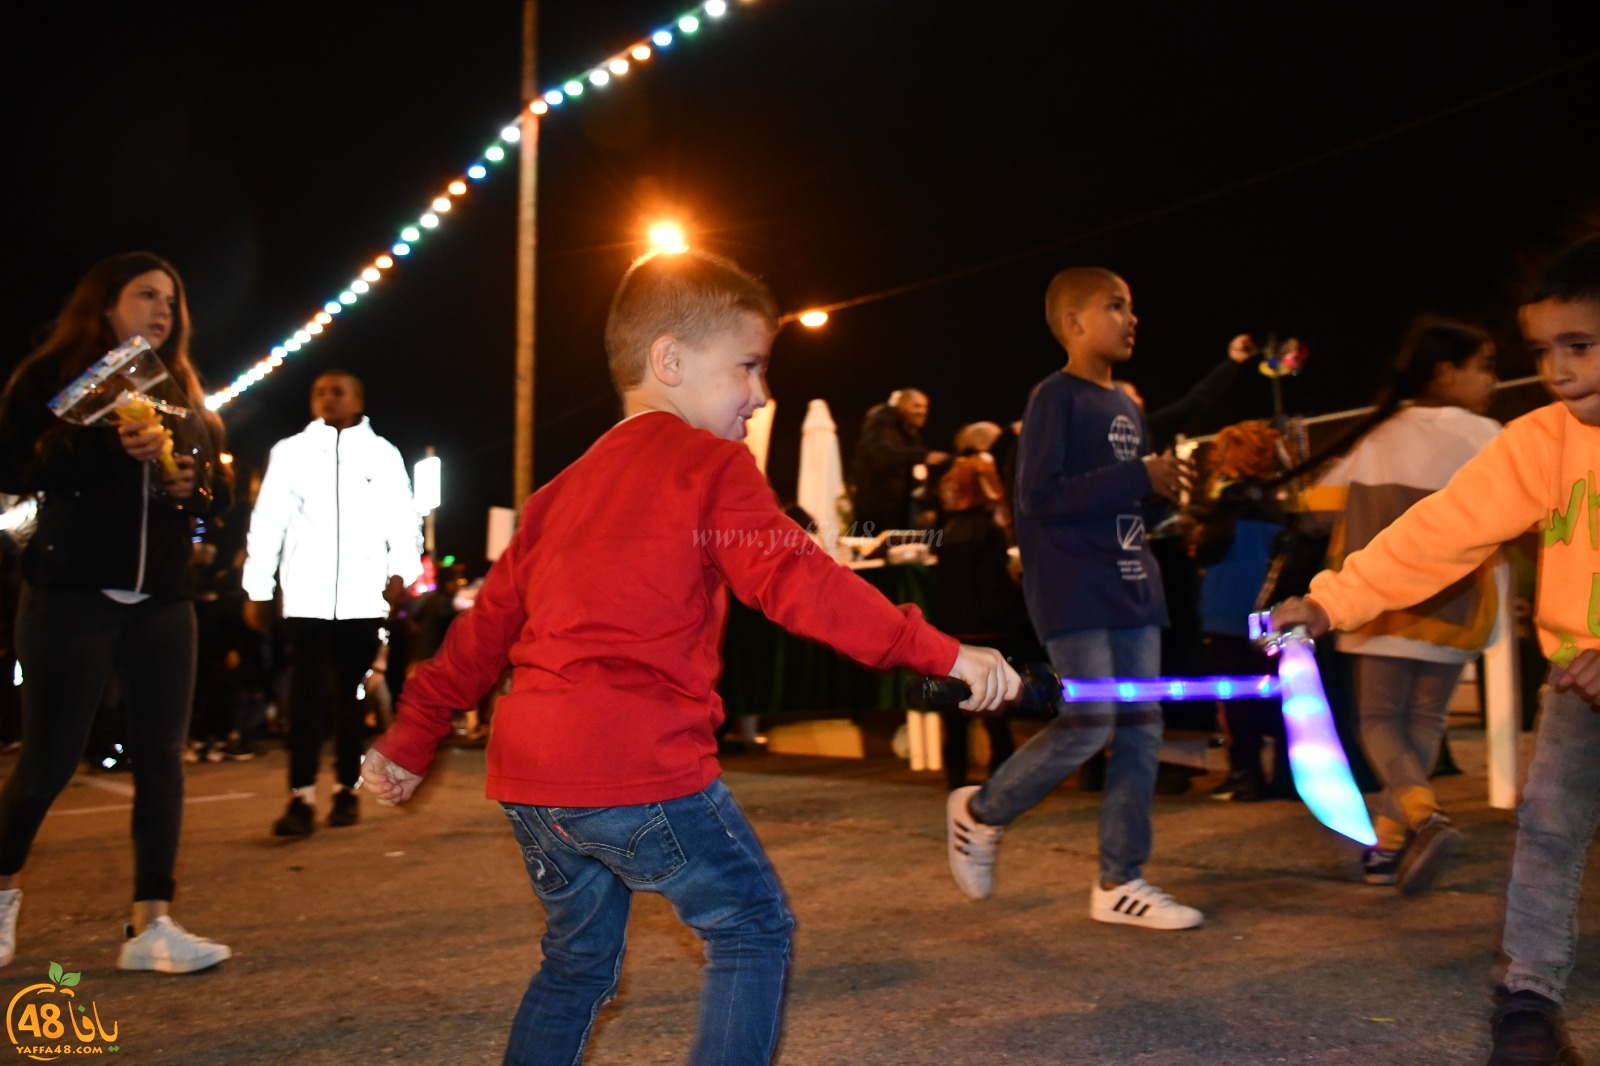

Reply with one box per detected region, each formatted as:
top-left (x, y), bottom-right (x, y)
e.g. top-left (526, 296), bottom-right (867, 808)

top-left (513, 0), bottom-right (539, 508)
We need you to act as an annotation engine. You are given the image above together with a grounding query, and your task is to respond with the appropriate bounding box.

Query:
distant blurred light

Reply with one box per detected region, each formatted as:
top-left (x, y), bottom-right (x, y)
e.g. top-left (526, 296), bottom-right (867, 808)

top-left (339, 292), bottom-right (357, 305)
top-left (324, 301), bottom-right (341, 314)
top-left (564, 80), bottom-right (584, 96)
top-left (467, 165), bottom-right (487, 180)
top-left (420, 213), bottom-right (439, 228)
top-left (362, 267), bottom-right (381, 282)
top-left (653, 30), bottom-right (672, 46)
top-left (432, 197), bottom-right (452, 212)
top-left (609, 58), bottom-right (629, 75)
top-left (544, 89), bottom-right (564, 106)
top-left (529, 100), bottom-right (548, 115)
top-left (501, 124), bottom-right (521, 143)
top-left (392, 242), bottom-right (411, 256)
top-left (271, 346), bottom-right (287, 359)
top-left (679, 15), bottom-right (700, 32)
top-left (590, 70), bottom-right (609, 87)
top-left (294, 330), bottom-right (312, 343)
top-left (285, 339), bottom-right (303, 351)
top-left (351, 280), bottom-right (370, 294)
top-left (798, 310), bottom-right (830, 329)
top-left (706, 0), bottom-right (728, 15)
top-left (485, 145), bottom-right (506, 162)
top-left (306, 322), bottom-right (323, 335)
top-left (632, 45), bottom-right (652, 60)
top-left (448, 180), bottom-right (467, 195)
top-left (401, 226), bottom-right (421, 241)
top-left (314, 312), bottom-right (332, 325)
top-left (376, 255), bottom-right (394, 269)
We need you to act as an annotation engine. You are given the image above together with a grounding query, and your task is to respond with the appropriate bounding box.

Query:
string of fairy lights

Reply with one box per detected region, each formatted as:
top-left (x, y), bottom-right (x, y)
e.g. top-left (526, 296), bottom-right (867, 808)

top-left (205, 0), bottom-right (753, 412)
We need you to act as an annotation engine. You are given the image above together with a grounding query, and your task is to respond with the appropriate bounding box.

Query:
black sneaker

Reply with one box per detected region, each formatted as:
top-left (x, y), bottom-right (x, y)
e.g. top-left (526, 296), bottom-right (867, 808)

top-left (1397, 812), bottom-right (1463, 896)
top-left (1210, 770), bottom-right (1263, 803)
top-left (1362, 847), bottom-right (1401, 885)
top-left (220, 741), bottom-right (257, 762)
top-left (1489, 988), bottom-right (1583, 1065)
top-left (272, 797), bottom-right (314, 837)
top-left (327, 790), bottom-right (359, 828)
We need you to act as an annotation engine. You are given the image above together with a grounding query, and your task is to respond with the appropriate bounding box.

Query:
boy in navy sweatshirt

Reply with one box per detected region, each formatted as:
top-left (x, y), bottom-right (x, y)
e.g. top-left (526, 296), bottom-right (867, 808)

top-left (946, 266), bottom-right (1203, 930)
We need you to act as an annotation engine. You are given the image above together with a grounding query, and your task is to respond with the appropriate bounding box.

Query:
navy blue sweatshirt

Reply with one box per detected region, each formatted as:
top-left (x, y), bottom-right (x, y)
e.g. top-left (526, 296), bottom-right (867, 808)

top-left (1014, 371), bottom-right (1168, 640)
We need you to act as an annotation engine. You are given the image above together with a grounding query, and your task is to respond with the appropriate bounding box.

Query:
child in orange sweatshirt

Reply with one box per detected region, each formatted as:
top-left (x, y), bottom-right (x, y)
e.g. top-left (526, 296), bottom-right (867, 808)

top-left (1275, 236), bottom-right (1600, 1066)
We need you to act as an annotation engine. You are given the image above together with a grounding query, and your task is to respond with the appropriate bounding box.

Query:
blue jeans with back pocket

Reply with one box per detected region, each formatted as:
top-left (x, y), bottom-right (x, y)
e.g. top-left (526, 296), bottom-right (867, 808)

top-left (499, 777), bottom-right (794, 1065)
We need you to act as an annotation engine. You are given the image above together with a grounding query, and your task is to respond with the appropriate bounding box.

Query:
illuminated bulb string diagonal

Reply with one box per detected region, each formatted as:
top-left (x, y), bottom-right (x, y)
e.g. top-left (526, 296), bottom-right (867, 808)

top-left (206, 0), bottom-right (750, 412)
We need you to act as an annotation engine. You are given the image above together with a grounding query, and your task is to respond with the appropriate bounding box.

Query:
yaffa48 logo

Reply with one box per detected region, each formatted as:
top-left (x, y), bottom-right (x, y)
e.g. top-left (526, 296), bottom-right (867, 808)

top-left (7, 962), bottom-right (119, 1060)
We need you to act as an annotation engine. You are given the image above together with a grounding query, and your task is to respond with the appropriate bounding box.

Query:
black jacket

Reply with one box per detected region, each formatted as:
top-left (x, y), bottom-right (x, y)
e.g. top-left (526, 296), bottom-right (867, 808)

top-left (0, 358), bottom-right (217, 598)
top-left (847, 404), bottom-right (930, 531)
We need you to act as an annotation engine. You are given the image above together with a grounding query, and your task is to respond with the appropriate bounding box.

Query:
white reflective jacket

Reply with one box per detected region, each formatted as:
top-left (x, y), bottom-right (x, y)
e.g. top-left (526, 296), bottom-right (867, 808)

top-left (242, 418), bottom-right (422, 620)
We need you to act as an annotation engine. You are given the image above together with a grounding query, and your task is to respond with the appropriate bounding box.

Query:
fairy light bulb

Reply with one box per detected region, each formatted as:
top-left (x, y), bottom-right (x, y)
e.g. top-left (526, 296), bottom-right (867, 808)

top-left (590, 70), bottom-right (610, 87)
top-left (653, 30), bottom-right (672, 46)
top-left (501, 124), bottom-right (521, 143)
top-left (609, 58), bottom-right (629, 75)
top-left (351, 280), bottom-right (370, 294)
top-left (401, 226), bottom-right (421, 242)
top-left (392, 242), bottom-right (411, 256)
top-left (420, 213), bottom-right (439, 229)
top-left (361, 267), bottom-right (380, 282)
top-left (678, 15), bottom-right (699, 32)
top-left (632, 45), bottom-right (651, 60)
top-left (314, 312), bottom-right (332, 325)
top-left (705, 0), bottom-right (727, 15)
top-left (485, 146), bottom-right (505, 162)
top-left (376, 255), bottom-right (394, 269)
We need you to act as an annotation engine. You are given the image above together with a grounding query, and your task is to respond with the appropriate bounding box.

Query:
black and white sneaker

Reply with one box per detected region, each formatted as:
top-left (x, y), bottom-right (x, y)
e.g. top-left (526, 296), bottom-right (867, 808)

top-left (946, 786), bottom-right (1003, 901)
top-left (1363, 847), bottom-right (1401, 886)
top-left (1090, 879), bottom-right (1203, 930)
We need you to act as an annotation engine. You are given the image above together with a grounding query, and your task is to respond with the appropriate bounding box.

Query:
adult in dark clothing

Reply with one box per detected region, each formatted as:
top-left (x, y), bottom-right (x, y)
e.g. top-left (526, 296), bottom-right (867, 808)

top-left (847, 389), bottom-right (949, 533)
top-left (0, 252), bottom-right (231, 972)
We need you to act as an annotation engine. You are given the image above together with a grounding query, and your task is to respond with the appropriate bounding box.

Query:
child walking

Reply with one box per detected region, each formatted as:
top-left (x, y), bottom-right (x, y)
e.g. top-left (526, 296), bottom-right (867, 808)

top-left (1275, 236), bottom-right (1600, 1066)
top-left (360, 249), bottom-right (1018, 1066)
top-left (944, 266), bottom-right (1203, 929)
top-left (1299, 318), bottom-right (1500, 892)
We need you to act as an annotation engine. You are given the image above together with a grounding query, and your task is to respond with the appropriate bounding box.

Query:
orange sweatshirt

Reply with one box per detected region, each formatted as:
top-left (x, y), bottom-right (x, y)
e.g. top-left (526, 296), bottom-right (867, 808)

top-left (1307, 403), bottom-right (1599, 669)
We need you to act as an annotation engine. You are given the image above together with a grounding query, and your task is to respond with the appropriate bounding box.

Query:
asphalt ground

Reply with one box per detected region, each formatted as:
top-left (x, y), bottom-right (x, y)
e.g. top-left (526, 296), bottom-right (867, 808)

top-left (0, 727), bottom-right (1589, 1065)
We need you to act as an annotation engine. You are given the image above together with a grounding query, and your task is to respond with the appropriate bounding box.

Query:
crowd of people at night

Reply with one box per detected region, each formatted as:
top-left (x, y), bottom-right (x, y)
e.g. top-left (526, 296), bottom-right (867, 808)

top-left (0, 235), bottom-right (1595, 1065)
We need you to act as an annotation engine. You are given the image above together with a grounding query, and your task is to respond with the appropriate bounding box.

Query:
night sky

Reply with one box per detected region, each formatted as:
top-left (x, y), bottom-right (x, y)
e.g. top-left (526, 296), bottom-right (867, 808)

top-left (9, 1), bottom-right (1598, 570)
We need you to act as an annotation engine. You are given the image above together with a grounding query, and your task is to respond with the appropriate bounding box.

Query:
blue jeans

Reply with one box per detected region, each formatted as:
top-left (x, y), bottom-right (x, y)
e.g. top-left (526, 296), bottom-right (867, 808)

top-left (1501, 682), bottom-right (1600, 1004)
top-left (969, 626), bottom-right (1163, 885)
top-left (499, 778), bottom-right (794, 1065)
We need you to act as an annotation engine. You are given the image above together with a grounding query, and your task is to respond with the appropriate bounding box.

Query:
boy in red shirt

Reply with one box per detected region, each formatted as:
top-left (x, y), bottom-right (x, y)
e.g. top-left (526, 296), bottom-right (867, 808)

top-left (360, 250), bottom-right (1019, 1065)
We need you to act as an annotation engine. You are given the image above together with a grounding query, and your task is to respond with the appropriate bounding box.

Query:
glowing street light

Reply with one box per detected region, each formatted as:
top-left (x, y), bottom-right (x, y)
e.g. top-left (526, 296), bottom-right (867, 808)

top-left (648, 222), bottom-right (689, 254)
top-left (798, 310), bottom-right (829, 329)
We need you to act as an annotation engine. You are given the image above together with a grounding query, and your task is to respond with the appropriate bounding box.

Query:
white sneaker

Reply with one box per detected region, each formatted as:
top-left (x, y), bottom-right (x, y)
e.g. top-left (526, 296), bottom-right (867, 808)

top-left (946, 786), bottom-right (1004, 901)
top-left (0, 889), bottom-right (20, 967)
top-left (1090, 878), bottom-right (1203, 930)
top-left (117, 916), bottom-right (231, 974)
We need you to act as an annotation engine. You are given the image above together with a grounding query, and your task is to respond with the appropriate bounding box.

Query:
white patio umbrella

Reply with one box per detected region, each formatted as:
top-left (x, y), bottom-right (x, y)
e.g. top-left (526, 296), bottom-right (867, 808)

top-left (797, 399), bottom-right (845, 559)
top-left (743, 399), bottom-right (776, 474)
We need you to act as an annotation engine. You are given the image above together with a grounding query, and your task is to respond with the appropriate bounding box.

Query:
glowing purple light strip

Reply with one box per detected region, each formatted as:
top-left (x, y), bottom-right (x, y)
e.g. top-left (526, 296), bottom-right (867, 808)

top-left (1276, 639), bottom-right (1377, 845)
top-left (1058, 675), bottom-right (1280, 703)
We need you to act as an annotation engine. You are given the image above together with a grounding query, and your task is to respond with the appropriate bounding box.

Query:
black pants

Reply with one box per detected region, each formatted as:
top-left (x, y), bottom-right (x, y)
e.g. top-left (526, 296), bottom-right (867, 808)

top-left (0, 586), bottom-right (195, 901)
top-left (1203, 633), bottom-right (1290, 785)
top-left (284, 618), bottom-right (381, 791)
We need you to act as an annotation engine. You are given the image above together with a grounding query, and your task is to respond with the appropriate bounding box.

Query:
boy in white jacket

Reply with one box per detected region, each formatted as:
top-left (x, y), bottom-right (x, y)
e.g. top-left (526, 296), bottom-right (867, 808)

top-left (242, 371), bottom-right (421, 836)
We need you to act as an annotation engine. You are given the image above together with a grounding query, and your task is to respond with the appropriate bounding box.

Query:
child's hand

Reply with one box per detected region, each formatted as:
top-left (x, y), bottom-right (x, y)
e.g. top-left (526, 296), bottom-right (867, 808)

top-left (1142, 449), bottom-right (1193, 503)
top-left (162, 454), bottom-right (196, 499)
top-left (117, 418), bottom-right (169, 463)
top-left (1551, 650), bottom-right (1600, 707)
top-left (949, 645), bottom-right (1021, 713)
top-left (358, 748), bottom-right (424, 806)
top-left (1271, 596), bottom-right (1331, 638)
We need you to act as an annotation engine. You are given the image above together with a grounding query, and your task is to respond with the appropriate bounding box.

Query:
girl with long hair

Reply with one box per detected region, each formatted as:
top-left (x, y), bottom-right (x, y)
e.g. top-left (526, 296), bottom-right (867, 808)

top-left (1297, 317), bottom-right (1501, 894)
top-left (0, 252), bottom-right (231, 972)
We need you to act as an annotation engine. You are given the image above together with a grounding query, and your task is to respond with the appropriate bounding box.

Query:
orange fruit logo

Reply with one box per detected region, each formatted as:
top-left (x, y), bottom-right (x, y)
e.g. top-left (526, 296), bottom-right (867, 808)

top-left (6, 963), bottom-right (119, 1060)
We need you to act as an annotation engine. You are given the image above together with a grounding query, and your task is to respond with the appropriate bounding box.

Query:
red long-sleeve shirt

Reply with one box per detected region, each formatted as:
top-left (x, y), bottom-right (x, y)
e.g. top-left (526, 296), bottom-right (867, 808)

top-left (375, 411), bottom-right (960, 806)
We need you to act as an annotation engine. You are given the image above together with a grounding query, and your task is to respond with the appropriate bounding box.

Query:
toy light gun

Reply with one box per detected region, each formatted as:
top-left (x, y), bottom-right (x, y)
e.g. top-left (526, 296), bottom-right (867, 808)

top-left (905, 662), bottom-right (1281, 716)
top-left (48, 336), bottom-right (205, 483)
top-left (1249, 610), bottom-right (1376, 845)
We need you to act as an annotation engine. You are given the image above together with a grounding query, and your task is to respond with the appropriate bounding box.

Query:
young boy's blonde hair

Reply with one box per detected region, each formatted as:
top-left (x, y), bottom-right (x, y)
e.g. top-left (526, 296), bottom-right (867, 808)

top-left (605, 250), bottom-right (779, 393)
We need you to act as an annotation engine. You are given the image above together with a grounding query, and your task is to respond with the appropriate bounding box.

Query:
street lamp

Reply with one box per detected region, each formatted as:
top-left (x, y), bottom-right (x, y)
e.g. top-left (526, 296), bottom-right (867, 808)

top-left (647, 221), bottom-right (688, 254)
top-left (414, 448), bottom-right (442, 555)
